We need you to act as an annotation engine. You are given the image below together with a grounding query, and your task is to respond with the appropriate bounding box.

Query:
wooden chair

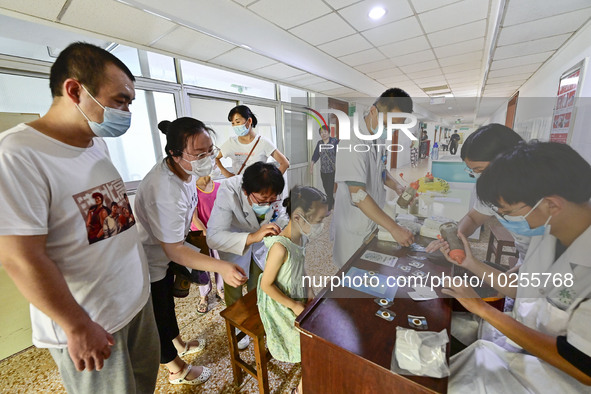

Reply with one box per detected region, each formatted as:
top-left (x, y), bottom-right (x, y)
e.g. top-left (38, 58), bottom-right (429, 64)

top-left (220, 289), bottom-right (272, 393)
top-left (486, 221), bottom-right (519, 265)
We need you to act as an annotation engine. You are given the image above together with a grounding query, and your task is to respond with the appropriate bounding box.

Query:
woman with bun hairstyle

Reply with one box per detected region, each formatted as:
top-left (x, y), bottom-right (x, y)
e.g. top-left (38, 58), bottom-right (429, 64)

top-left (134, 117), bottom-right (247, 386)
top-left (257, 185), bottom-right (327, 394)
top-left (215, 105), bottom-right (290, 178)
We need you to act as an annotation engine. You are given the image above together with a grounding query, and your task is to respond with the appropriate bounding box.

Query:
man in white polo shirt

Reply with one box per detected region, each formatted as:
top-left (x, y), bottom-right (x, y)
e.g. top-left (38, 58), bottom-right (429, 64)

top-left (0, 43), bottom-right (159, 393)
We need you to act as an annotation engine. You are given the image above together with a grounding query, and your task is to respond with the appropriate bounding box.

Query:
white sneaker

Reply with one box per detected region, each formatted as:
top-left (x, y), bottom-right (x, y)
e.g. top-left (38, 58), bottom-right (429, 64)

top-left (236, 329), bottom-right (250, 350)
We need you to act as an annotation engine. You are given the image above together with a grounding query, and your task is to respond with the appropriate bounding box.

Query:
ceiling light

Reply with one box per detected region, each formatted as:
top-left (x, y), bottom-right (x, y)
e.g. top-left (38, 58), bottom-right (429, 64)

top-left (369, 6), bottom-right (387, 20)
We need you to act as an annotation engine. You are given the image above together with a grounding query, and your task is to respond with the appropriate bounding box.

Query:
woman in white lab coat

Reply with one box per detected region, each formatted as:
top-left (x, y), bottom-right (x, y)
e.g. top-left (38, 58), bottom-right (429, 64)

top-left (207, 161), bottom-right (289, 307)
top-left (332, 88), bottom-right (414, 268)
top-left (440, 142), bottom-right (591, 393)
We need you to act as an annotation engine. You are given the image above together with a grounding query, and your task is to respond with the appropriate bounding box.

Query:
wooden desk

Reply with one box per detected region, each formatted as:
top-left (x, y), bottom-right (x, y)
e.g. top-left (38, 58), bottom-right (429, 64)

top-left (296, 235), bottom-right (453, 394)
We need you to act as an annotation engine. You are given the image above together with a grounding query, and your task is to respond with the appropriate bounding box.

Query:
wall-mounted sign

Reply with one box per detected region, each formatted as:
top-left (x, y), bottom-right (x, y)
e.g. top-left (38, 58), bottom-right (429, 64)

top-left (550, 58), bottom-right (587, 144)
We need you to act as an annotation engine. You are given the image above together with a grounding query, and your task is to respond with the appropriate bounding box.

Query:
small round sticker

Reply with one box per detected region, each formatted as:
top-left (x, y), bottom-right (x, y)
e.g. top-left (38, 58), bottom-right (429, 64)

top-left (379, 298), bottom-right (388, 305)
top-left (382, 311), bottom-right (390, 318)
top-left (412, 318), bottom-right (422, 326)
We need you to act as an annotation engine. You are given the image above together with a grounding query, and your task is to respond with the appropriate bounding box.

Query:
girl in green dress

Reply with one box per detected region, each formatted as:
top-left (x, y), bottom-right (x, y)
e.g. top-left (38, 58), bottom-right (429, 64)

top-left (257, 186), bottom-right (328, 394)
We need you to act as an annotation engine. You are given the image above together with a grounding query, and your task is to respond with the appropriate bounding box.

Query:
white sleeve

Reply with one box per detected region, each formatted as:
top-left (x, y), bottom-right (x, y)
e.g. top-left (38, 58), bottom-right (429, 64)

top-left (0, 149), bottom-right (49, 235)
top-left (220, 138), bottom-right (235, 158)
top-left (137, 189), bottom-right (188, 244)
top-left (259, 136), bottom-right (277, 156)
top-left (472, 188), bottom-right (495, 216)
top-left (334, 139), bottom-right (367, 185)
top-left (566, 299), bottom-right (591, 357)
top-left (206, 183), bottom-right (249, 256)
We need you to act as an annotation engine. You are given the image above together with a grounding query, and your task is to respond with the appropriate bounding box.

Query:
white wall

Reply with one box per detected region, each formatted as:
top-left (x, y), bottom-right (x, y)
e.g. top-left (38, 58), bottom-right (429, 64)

top-left (488, 20), bottom-right (591, 162)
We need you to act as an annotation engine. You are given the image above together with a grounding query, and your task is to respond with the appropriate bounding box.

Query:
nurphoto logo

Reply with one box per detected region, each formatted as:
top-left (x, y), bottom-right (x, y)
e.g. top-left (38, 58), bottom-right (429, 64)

top-left (306, 108), bottom-right (418, 153)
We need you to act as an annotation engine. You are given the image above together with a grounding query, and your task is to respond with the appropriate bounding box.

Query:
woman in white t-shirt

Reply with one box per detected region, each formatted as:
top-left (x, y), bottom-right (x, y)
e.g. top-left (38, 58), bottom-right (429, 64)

top-left (135, 117), bottom-right (247, 386)
top-left (215, 105), bottom-right (290, 177)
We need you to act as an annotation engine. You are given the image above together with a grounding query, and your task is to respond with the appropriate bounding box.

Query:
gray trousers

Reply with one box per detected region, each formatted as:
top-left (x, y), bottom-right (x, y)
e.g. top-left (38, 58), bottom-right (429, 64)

top-left (49, 298), bottom-right (160, 394)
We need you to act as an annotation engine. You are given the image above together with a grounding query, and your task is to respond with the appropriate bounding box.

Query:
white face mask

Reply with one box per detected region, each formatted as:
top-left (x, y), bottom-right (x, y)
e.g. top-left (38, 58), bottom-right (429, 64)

top-left (297, 215), bottom-right (324, 241)
top-left (181, 155), bottom-right (214, 177)
top-left (233, 123), bottom-right (250, 136)
top-left (76, 85), bottom-right (132, 138)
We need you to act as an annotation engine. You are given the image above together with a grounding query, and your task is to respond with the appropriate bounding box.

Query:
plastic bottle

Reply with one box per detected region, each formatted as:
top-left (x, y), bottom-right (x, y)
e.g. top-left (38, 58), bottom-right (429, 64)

top-left (439, 222), bottom-right (466, 264)
top-left (431, 142), bottom-right (439, 160)
top-left (397, 181), bottom-right (419, 209)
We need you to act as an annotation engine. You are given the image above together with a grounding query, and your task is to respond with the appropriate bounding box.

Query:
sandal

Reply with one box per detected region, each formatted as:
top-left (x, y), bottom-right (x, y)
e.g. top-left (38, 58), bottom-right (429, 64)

top-left (179, 338), bottom-right (206, 357)
top-left (216, 289), bottom-right (225, 305)
top-left (169, 364), bottom-right (211, 385)
top-left (197, 296), bottom-right (208, 314)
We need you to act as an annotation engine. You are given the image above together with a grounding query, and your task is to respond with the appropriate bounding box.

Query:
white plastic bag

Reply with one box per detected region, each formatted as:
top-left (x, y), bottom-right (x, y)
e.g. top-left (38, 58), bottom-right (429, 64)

top-left (390, 327), bottom-right (450, 378)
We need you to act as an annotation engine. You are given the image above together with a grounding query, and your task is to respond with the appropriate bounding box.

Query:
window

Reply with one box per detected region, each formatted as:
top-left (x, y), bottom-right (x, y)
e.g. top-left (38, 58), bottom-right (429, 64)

top-left (181, 60), bottom-right (275, 100)
top-left (280, 85), bottom-right (307, 105)
top-left (111, 45), bottom-right (177, 83)
top-left (105, 90), bottom-right (177, 182)
top-left (0, 74), bottom-right (52, 115)
top-left (283, 109), bottom-right (309, 165)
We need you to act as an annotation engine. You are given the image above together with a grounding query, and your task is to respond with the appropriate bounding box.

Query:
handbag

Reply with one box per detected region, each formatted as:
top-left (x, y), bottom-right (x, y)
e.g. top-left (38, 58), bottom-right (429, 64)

top-left (236, 136), bottom-right (261, 175)
top-left (169, 230), bottom-right (210, 285)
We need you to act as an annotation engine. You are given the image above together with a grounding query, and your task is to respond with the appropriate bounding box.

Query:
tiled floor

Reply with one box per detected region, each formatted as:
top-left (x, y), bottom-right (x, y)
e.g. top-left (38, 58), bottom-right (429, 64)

top-left (0, 152), bottom-right (495, 393)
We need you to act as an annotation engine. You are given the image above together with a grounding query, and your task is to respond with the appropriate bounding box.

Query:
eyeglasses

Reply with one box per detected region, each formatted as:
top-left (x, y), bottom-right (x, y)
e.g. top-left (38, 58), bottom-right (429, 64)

top-left (490, 204), bottom-right (529, 220)
top-left (249, 193), bottom-right (281, 207)
top-left (183, 146), bottom-right (220, 161)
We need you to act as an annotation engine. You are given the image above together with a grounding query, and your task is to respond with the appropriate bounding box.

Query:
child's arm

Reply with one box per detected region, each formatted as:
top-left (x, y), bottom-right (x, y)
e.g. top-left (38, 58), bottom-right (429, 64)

top-left (191, 209), bottom-right (207, 235)
top-left (260, 242), bottom-right (306, 316)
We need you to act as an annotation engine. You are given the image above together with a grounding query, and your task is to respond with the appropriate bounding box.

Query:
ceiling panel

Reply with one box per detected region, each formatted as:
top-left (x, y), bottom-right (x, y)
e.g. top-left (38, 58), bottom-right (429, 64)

top-left (486, 73), bottom-right (531, 84)
top-left (355, 59), bottom-right (396, 73)
top-left (502, 0), bottom-right (591, 26)
top-left (366, 67), bottom-right (404, 80)
top-left (487, 63), bottom-right (541, 78)
top-left (251, 62), bottom-right (306, 79)
top-left (428, 19), bottom-right (486, 48)
top-left (419, 0), bottom-right (488, 34)
top-left (289, 12), bottom-right (356, 45)
top-left (0, 0), bottom-right (66, 20)
top-left (391, 49), bottom-right (435, 67)
top-left (314, 80), bottom-right (344, 91)
top-left (498, 8), bottom-right (591, 46)
top-left (410, 0), bottom-right (460, 13)
top-left (338, 0), bottom-right (414, 31)
top-left (490, 51), bottom-right (554, 70)
top-left (433, 37), bottom-right (485, 58)
top-left (284, 73), bottom-right (327, 86)
top-left (406, 67), bottom-right (445, 79)
top-left (248, 0), bottom-right (331, 30)
top-left (378, 35), bottom-right (430, 57)
top-left (439, 50), bottom-right (483, 66)
top-left (362, 16), bottom-right (423, 47)
top-left (413, 76), bottom-right (447, 87)
top-left (151, 26), bottom-right (236, 61)
top-left (210, 47), bottom-right (277, 72)
top-left (322, 86), bottom-right (356, 96)
top-left (323, 0), bottom-right (360, 10)
top-left (232, 0), bottom-right (258, 6)
top-left (339, 48), bottom-right (386, 67)
top-left (400, 59), bottom-right (439, 73)
top-left (443, 61), bottom-right (483, 74)
top-left (377, 75), bottom-right (412, 86)
top-left (61, 0), bottom-right (177, 46)
top-left (318, 34), bottom-right (372, 57)
top-left (494, 33), bottom-right (571, 59)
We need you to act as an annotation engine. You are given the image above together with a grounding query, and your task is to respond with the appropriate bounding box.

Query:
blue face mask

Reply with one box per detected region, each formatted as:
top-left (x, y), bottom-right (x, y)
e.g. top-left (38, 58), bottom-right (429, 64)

top-left (252, 203), bottom-right (271, 216)
top-left (233, 124), bottom-right (250, 137)
top-left (497, 198), bottom-right (549, 236)
top-left (77, 85), bottom-right (132, 138)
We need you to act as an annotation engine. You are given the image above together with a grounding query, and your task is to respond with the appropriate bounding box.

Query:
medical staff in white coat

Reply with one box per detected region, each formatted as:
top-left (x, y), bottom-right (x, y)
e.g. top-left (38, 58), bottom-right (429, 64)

top-left (332, 88), bottom-right (414, 268)
top-left (439, 142), bottom-right (591, 393)
top-left (207, 161), bottom-right (288, 305)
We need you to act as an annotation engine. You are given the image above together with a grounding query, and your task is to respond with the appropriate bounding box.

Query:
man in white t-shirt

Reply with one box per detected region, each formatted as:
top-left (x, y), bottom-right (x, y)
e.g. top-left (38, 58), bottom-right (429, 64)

top-left (0, 43), bottom-right (159, 393)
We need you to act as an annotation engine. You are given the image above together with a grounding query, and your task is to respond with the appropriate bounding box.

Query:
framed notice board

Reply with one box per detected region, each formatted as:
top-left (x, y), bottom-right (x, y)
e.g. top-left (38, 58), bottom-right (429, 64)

top-left (550, 58), bottom-right (587, 144)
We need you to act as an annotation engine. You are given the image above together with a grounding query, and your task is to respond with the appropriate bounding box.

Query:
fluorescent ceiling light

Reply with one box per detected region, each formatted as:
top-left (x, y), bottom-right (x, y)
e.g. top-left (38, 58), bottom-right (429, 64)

top-left (369, 6), bottom-right (386, 20)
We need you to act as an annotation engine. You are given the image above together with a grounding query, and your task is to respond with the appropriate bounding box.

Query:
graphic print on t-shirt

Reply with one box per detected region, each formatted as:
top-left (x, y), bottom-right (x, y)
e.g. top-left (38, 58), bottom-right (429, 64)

top-left (73, 178), bottom-right (135, 244)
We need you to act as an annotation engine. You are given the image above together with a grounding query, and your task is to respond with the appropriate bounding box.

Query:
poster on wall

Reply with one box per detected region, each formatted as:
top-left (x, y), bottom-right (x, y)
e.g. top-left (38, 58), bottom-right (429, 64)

top-left (550, 59), bottom-right (587, 144)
